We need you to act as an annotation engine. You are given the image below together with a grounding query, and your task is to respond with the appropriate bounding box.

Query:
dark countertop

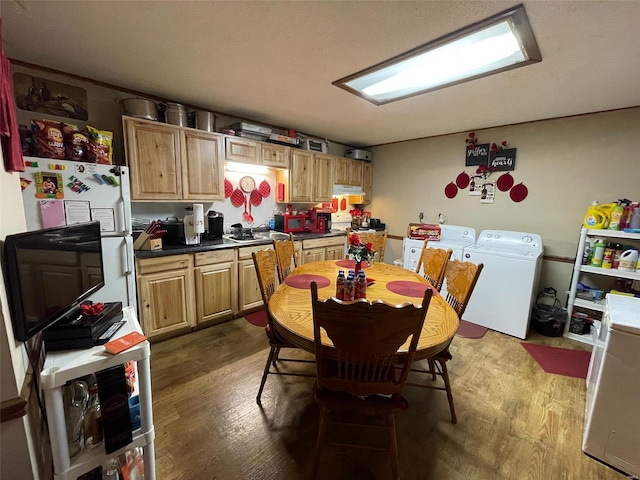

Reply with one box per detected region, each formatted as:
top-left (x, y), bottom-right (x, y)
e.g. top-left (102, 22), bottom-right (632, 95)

top-left (135, 230), bottom-right (347, 259)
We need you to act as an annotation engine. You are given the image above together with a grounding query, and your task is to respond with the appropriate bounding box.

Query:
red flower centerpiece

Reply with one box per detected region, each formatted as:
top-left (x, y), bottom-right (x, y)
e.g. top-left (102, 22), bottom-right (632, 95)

top-left (348, 233), bottom-right (375, 273)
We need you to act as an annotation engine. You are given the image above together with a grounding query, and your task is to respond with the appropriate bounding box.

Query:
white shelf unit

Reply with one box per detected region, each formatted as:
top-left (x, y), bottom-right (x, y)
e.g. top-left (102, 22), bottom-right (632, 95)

top-left (41, 307), bottom-right (155, 480)
top-left (565, 227), bottom-right (640, 345)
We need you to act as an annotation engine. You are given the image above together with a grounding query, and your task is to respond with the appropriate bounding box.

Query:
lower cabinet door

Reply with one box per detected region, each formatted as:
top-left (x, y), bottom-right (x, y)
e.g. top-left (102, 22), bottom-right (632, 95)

top-left (238, 259), bottom-right (263, 312)
top-left (303, 248), bottom-right (325, 264)
top-left (137, 268), bottom-right (195, 338)
top-left (325, 245), bottom-right (345, 261)
top-left (195, 262), bottom-right (236, 324)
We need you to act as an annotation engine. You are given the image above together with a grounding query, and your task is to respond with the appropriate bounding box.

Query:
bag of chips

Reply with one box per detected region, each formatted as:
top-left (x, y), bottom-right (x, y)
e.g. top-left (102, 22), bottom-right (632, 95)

top-left (31, 119), bottom-right (65, 159)
top-left (85, 125), bottom-right (113, 164)
top-left (62, 123), bottom-right (88, 161)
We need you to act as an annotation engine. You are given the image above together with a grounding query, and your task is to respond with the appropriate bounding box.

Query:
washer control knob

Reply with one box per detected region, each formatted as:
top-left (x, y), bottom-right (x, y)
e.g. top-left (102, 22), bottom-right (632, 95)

top-left (465, 253), bottom-right (471, 259)
top-left (523, 235), bottom-right (533, 243)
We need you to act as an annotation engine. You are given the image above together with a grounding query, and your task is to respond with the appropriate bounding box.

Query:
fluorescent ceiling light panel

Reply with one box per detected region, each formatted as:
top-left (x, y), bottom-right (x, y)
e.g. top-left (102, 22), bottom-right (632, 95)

top-left (334, 4), bottom-right (541, 105)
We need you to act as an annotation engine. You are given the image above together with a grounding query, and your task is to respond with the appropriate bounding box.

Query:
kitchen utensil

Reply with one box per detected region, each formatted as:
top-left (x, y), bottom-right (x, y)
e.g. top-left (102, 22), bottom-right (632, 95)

top-left (119, 98), bottom-right (158, 121)
top-left (160, 217), bottom-right (185, 245)
top-left (496, 172), bottom-right (514, 192)
top-left (277, 182), bottom-right (285, 202)
top-left (242, 196), bottom-right (251, 221)
top-left (445, 182), bottom-right (458, 198)
top-left (509, 182), bottom-right (528, 202)
top-left (224, 178), bottom-right (233, 198)
top-left (247, 201), bottom-right (254, 224)
top-left (258, 179), bottom-right (271, 197)
top-left (231, 188), bottom-right (244, 207)
top-left (240, 175), bottom-right (256, 193)
top-left (162, 102), bottom-right (187, 126)
top-left (332, 197), bottom-right (338, 211)
top-left (455, 171), bottom-right (470, 189)
top-left (340, 198), bottom-right (347, 211)
top-left (250, 188), bottom-right (262, 206)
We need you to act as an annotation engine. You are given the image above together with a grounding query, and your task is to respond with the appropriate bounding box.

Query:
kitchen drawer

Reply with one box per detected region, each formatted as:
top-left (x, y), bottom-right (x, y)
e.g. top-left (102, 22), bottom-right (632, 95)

top-left (303, 236), bottom-right (345, 250)
top-left (238, 245), bottom-right (273, 260)
top-left (194, 249), bottom-right (236, 267)
top-left (137, 254), bottom-right (192, 274)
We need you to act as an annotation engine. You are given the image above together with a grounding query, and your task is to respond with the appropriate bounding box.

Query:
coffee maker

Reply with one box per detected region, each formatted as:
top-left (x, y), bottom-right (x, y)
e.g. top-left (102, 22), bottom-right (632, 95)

top-left (206, 210), bottom-right (224, 239)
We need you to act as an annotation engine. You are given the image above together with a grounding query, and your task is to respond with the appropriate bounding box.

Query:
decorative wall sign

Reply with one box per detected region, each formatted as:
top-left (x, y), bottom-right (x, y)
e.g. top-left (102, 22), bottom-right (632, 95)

top-left (13, 73), bottom-right (88, 120)
top-left (465, 143), bottom-right (490, 166)
top-left (480, 181), bottom-right (495, 204)
top-left (489, 148), bottom-right (517, 171)
top-left (468, 175), bottom-right (482, 196)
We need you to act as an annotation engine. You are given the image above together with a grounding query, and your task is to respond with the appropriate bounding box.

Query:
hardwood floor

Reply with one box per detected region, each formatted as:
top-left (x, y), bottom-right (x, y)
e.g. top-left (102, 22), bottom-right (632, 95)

top-left (149, 319), bottom-right (624, 480)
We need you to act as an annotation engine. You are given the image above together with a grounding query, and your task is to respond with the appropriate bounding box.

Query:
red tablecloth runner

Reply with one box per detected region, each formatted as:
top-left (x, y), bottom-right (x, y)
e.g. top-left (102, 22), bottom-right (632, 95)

top-left (335, 259), bottom-right (370, 269)
top-left (284, 274), bottom-right (331, 289)
top-left (386, 281), bottom-right (436, 298)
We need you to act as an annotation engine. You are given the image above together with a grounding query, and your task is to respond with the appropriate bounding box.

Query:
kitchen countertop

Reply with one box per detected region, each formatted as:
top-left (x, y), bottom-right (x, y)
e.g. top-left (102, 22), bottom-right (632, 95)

top-left (135, 230), bottom-right (347, 259)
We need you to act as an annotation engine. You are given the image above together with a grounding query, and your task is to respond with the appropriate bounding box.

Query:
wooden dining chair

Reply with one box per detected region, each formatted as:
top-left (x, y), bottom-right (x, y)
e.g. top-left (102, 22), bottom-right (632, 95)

top-left (310, 281), bottom-right (432, 480)
top-left (273, 233), bottom-right (297, 283)
top-left (415, 240), bottom-right (452, 291)
top-left (252, 249), bottom-right (314, 405)
top-left (406, 259), bottom-right (483, 424)
top-left (346, 228), bottom-right (388, 263)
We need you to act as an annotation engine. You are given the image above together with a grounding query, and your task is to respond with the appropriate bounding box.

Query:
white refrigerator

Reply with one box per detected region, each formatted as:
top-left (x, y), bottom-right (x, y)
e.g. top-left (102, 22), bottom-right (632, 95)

top-left (20, 157), bottom-right (136, 311)
top-left (583, 294), bottom-right (640, 477)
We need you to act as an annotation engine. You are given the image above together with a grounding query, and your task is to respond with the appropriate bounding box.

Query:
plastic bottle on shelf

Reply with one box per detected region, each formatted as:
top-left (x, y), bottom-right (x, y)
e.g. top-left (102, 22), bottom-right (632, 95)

top-left (630, 206), bottom-right (640, 230)
top-left (583, 201), bottom-right (608, 229)
top-left (582, 238), bottom-right (593, 265)
top-left (83, 384), bottom-right (103, 449)
top-left (602, 242), bottom-right (615, 269)
top-left (590, 238), bottom-right (606, 267)
top-left (612, 243), bottom-right (624, 269)
top-left (335, 270), bottom-right (346, 300)
top-left (608, 201), bottom-right (625, 231)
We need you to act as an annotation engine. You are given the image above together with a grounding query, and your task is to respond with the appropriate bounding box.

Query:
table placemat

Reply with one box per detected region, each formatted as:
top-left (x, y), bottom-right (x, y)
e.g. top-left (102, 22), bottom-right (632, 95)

top-left (386, 280), bottom-right (435, 298)
top-left (284, 274), bottom-right (331, 289)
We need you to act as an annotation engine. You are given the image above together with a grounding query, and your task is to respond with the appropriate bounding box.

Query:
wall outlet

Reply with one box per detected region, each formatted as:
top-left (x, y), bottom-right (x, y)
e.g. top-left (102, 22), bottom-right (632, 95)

top-left (419, 212), bottom-right (424, 222)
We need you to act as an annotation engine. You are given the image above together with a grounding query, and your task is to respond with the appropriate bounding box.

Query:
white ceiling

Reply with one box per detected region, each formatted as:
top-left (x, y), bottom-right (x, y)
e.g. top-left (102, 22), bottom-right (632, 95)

top-left (2, 1), bottom-right (640, 148)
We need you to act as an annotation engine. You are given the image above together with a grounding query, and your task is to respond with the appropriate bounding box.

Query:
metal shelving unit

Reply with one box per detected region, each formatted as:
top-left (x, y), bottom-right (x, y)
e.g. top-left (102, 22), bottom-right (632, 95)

top-left (565, 227), bottom-right (640, 345)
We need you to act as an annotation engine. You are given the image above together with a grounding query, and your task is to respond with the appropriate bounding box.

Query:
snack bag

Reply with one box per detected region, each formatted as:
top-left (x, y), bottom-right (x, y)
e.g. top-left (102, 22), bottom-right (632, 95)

top-left (85, 125), bottom-right (113, 164)
top-left (30, 119), bottom-right (64, 159)
top-left (61, 123), bottom-right (88, 161)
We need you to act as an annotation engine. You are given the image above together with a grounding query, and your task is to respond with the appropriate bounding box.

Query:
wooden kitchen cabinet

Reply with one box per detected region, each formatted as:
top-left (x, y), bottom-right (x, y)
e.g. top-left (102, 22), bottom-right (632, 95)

top-left (301, 236), bottom-right (346, 265)
top-left (124, 118), bottom-right (182, 200)
top-left (360, 162), bottom-right (373, 204)
top-left (237, 245), bottom-right (269, 312)
top-left (334, 157), bottom-right (364, 187)
top-left (260, 142), bottom-right (290, 168)
top-left (224, 136), bottom-right (260, 164)
top-left (136, 255), bottom-right (195, 339)
top-left (314, 153), bottom-right (334, 202)
top-left (194, 250), bottom-right (237, 326)
top-left (124, 116), bottom-right (224, 201)
top-left (182, 130), bottom-right (225, 201)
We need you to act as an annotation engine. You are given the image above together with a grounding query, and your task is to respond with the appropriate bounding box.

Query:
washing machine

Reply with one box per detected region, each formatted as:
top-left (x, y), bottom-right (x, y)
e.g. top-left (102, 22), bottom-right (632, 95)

top-left (462, 230), bottom-right (544, 339)
top-left (403, 225), bottom-right (477, 296)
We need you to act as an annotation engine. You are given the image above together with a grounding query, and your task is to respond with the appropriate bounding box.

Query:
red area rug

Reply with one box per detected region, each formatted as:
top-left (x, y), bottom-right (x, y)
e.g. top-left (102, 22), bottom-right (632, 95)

top-left (245, 310), bottom-right (268, 328)
top-left (284, 274), bottom-right (330, 289)
top-left (455, 319), bottom-right (488, 339)
top-left (385, 281), bottom-right (435, 298)
top-left (521, 342), bottom-right (591, 379)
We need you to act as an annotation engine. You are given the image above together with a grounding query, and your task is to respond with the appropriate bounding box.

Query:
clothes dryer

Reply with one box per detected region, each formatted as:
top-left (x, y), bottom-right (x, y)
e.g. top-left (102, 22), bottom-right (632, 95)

top-left (462, 230), bottom-right (543, 339)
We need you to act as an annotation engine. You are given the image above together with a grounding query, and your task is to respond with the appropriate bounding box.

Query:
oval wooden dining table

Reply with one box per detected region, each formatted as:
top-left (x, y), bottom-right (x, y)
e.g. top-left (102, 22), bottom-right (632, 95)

top-left (268, 260), bottom-right (459, 360)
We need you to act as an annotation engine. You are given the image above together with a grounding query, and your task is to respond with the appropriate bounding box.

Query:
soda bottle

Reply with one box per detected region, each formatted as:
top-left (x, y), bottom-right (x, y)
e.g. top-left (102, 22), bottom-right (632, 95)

top-left (335, 270), bottom-right (346, 300)
top-left (356, 271), bottom-right (367, 299)
top-left (345, 273), bottom-right (355, 301)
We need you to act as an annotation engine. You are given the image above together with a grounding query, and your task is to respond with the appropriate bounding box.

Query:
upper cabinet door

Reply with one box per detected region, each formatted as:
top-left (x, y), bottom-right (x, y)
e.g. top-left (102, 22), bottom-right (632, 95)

top-left (182, 131), bottom-right (225, 201)
top-left (124, 119), bottom-right (182, 200)
top-left (334, 157), bottom-right (350, 185)
top-left (360, 162), bottom-right (373, 205)
top-left (314, 153), bottom-right (334, 202)
top-left (348, 159), bottom-right (363, 186)
top-left (289, 149), bottom-right (314, 202)
top-left (260, 143), bottom-right (290, 168)
top-left (224, 136), bottom-right (260, 164)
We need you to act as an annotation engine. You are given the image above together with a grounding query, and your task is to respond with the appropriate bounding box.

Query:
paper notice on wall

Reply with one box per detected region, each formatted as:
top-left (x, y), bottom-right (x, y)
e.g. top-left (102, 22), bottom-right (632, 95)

top-left (480, 181), bottom-right (495, 204)
top-left (39, 200), bottom-right (66, 228)
top-left (64, 200), bottom-right (91, 224)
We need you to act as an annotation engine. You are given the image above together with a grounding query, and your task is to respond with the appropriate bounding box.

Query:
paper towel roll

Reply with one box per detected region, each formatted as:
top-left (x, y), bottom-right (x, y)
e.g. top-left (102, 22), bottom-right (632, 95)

top-left (193, 204), bottom-right (205, 233)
